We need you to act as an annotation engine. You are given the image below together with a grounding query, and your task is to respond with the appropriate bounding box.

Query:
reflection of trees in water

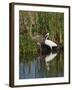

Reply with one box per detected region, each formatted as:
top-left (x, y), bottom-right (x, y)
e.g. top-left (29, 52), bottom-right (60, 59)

top-left (19, 52), bottom-right (64, 79)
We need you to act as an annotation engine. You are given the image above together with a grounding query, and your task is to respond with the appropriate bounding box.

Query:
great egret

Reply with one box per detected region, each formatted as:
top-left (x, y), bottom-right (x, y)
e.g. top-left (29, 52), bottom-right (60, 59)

top-left (45, 33), bottom-right (57, 50)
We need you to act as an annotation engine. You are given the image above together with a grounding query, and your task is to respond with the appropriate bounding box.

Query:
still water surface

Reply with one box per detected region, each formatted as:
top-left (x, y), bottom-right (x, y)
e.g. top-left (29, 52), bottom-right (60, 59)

top-left (19, 52), bottom-right (64, 79)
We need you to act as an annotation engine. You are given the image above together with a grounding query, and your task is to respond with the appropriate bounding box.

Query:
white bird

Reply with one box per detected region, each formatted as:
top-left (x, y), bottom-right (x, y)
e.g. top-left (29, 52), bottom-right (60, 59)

top-left (45, 33), bottom-right (57, 49)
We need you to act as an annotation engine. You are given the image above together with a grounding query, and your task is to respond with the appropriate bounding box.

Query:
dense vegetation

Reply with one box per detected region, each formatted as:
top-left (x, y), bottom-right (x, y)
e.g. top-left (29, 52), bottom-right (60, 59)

top-left (19, 11), bottom-right (64, 59)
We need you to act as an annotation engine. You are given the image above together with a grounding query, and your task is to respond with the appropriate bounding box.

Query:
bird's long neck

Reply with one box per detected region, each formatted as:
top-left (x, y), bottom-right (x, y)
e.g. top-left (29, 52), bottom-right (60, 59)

top-left (46, 36), bottom-right (49, 40)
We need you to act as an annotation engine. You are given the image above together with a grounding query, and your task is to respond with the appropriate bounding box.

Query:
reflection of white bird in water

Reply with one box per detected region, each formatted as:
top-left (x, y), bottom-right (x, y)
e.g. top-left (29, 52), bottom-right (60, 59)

top-left (45, 52), bottom-right (57, 62)
top-left (46, 63), bottom-right (50, 71)
top-left (45, 52), bottom-right (57, 71)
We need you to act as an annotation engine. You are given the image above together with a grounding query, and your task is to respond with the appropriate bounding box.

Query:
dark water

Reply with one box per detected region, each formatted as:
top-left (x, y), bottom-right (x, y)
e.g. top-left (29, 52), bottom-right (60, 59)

top-left (19, 52), bottom-right (64, 79)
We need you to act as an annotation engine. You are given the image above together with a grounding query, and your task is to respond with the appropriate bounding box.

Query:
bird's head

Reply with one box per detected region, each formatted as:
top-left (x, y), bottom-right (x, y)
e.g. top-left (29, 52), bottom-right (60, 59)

top-left (45, 33), bottom-right (49, 39)
top-left (46, 33), bottom-right (49, 36)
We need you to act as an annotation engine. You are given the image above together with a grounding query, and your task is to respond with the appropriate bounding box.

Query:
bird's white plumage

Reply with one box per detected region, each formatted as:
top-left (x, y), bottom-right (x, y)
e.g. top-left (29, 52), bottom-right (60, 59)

top-left (45, 39), bottom-right (57, 49)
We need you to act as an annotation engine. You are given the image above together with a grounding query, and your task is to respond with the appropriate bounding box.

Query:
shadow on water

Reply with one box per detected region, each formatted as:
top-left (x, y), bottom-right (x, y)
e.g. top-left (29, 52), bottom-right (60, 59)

top-left (19, 51), bottom-right (64, 79)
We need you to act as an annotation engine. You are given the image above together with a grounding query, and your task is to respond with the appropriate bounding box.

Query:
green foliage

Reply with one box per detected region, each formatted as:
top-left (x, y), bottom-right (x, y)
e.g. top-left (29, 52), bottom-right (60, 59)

top-left (19, 34), bottom-right (38, 60)
top-left (19, 11), bottom-right (64, 60)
